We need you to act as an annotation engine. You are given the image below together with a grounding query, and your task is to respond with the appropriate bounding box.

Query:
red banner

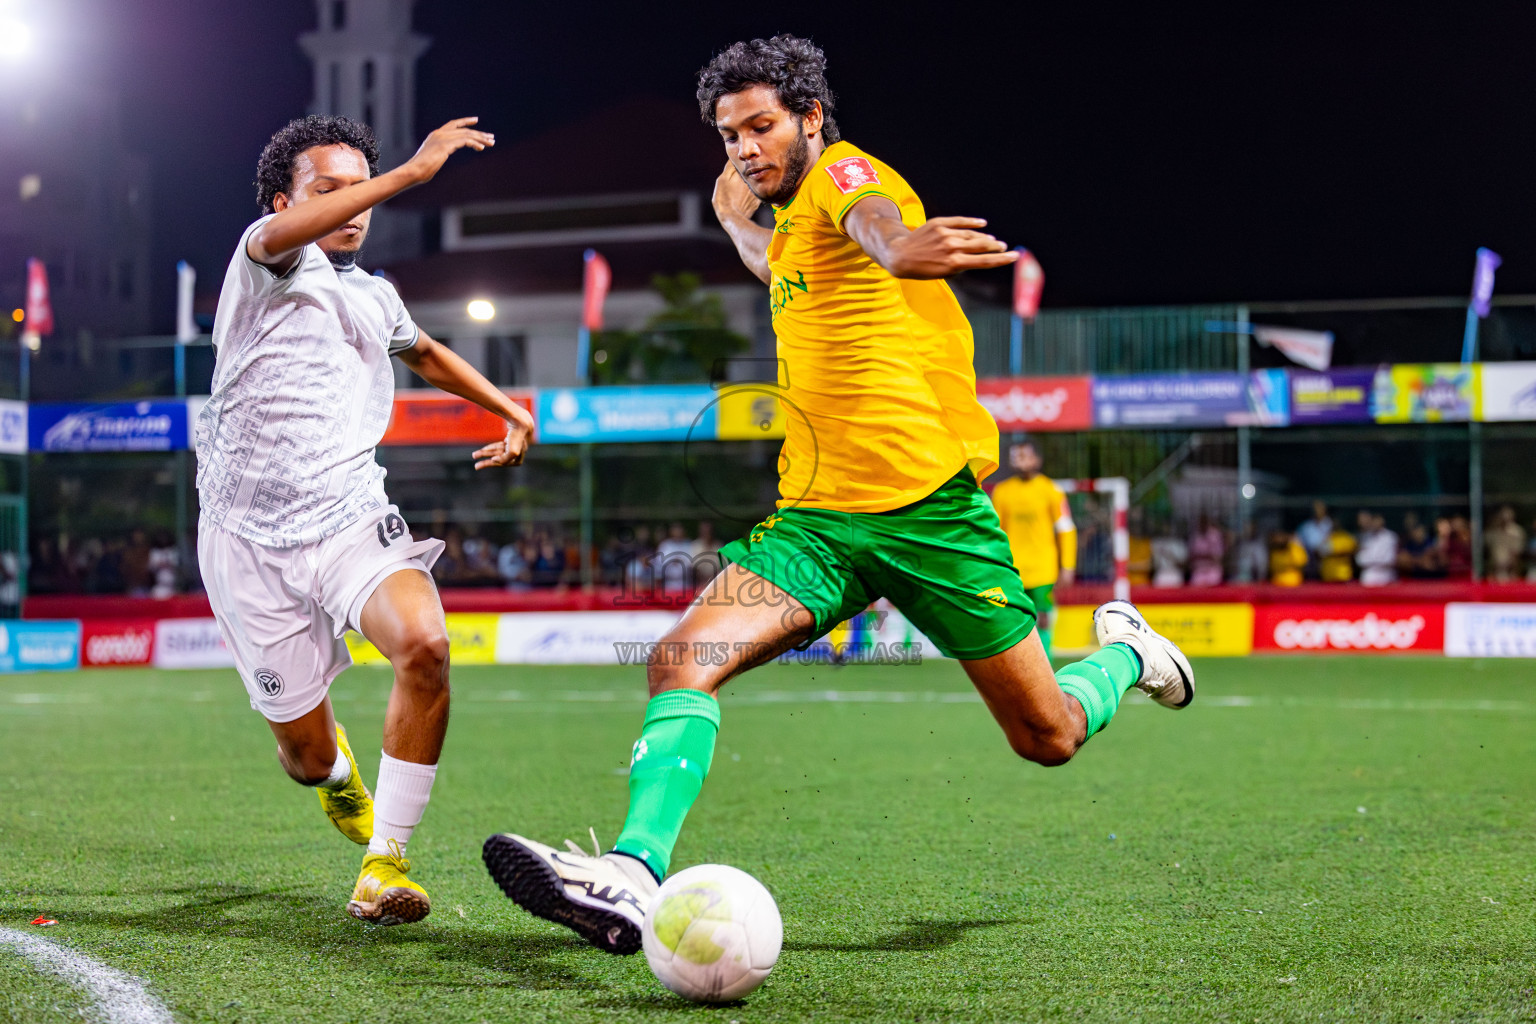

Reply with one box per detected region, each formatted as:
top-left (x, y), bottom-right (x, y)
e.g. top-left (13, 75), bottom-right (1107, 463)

top-left (1012, 248), bottom-right (1043, 320)
top-left (81, 619), bottom-right (156, 667)
top-left (381, 391), bottom-right (535, 446)
top-left (582, 249), bottom-right (612, 331)
top-left (976, 376), bottom-right (1093, 431)
top-left (1253, 603), bottom-right (1445, 653)
top-left (25, 258), bottom-right (53, 336)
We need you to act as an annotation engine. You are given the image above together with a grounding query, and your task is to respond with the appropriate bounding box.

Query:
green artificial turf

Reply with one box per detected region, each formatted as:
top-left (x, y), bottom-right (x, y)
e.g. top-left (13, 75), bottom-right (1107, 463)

top-left (1, 657), bottom-right (1533, 1023)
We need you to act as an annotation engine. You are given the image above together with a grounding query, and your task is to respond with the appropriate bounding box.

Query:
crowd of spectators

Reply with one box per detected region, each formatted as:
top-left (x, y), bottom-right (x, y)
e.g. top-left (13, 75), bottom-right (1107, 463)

top-left (430, 520), bottom-right (722, 593)
top-left (28, 529), bottom-right (184, 597)
top-left (1129, 501), bottom-right (1536, 587)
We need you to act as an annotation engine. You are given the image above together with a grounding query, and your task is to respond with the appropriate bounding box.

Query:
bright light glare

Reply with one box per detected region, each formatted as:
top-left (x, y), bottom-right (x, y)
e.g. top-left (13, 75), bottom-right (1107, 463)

top-left (1241, 483), bottom-right (1257, 500)
top-left (0, 19), bottom-right (33, 59)
top-left (466, 299), bottom-right (495, 321)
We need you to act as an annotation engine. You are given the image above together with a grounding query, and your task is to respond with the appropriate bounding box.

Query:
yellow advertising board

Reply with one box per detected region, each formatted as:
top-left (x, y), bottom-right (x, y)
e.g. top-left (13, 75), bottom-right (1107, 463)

top-left (1373, 363), bottom-right (1481, 423)
top-left (1056, 603), bottom-right (1254, 657)
top-left (715, 384), bottom-right (787, 440)
top-left (345, 612), bottom-right (502, 666)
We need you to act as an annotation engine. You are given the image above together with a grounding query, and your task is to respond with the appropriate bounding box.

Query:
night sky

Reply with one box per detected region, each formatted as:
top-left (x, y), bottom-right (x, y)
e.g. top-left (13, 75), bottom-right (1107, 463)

top-left (43, 0), bottom-right (1536, 327)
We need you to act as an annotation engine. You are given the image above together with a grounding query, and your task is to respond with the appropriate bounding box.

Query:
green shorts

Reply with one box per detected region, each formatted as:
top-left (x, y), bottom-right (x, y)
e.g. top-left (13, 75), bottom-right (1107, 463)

top-left (1024, 583), bottom-right (1055, 620)
top-left (718, 468), bottom-right (1036, 660)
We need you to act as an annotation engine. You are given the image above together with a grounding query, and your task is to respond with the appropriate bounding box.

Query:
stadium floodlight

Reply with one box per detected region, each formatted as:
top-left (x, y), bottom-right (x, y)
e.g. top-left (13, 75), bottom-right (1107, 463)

top-left (0, 17), bottom-right (32, 59)
top-left (466, 299), bottom-right (495, 321)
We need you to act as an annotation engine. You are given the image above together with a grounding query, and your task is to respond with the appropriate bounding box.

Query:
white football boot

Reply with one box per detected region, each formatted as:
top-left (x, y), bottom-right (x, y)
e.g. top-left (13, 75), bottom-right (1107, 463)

top-left (482, 830), bottom-right (658, 954)
top-left (1092, 600), bottom-right (1195, 708)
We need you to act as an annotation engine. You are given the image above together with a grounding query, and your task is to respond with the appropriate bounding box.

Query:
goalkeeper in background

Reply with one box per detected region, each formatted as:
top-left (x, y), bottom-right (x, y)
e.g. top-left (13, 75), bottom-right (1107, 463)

top-left (990, 439), bottom-right (1076, 656)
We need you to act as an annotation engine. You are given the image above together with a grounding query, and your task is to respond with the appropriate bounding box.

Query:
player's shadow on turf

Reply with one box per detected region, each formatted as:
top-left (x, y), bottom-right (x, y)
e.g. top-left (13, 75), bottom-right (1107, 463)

top-left (13, 884), bottom-right (596, 991)
top-left (784, 918), bottom-right (1018, 953)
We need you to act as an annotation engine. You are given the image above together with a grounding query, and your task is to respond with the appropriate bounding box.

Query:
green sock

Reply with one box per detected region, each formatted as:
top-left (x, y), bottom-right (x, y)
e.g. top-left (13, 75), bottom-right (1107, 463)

top-left (613, 688), bottom-right (720, 880)
top-left (1054, 642), bottom-right (1142, 737)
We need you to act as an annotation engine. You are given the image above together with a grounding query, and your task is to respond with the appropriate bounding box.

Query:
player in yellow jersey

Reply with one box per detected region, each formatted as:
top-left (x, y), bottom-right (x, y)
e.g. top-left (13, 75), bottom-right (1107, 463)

top-left (484, 35), bottom-right (1195, 954)
top-left (991, 440), bottom-right (1077, 657)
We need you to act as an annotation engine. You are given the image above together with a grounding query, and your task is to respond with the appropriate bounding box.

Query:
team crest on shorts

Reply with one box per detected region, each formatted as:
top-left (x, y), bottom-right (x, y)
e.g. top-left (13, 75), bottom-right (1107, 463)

top-left (826, 156), bottom-right (880, 194)
top-left (976, 587), bottom-right (1009, 608)
top-left (254, 669), bottom-right (284, 697)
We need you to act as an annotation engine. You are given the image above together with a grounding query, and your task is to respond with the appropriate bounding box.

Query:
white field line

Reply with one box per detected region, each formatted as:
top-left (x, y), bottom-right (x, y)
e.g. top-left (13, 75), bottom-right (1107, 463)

top-left (5, 688), bottom-right (1533, 714)
top-left (0, 926), bottom-right (175, 1024)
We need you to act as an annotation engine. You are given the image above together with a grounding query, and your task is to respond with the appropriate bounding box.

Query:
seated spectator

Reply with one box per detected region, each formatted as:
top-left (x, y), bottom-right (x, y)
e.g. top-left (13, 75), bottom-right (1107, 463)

top-left (1151, 534), bottom-right (1188, 588)
top-left (530, 531), bottom-right (566, 587)
top-left (1268, 530), bottom-right (1307, 586)
top-left (149, 530), bottom-right (180, 599)
top-left (461, 527), bottom-right (501, 585)
top-left (1125, 508), bottom-right (1152, 586)
top-left (1319, 524), bottom-right (1357, 583)
top-left (1188, 515), bottom-right (1225, 587)
top-left (1485, 505), bottom-right (1526, 583)
top-left (1234, 521), bottom-right (1267, 583)
top-left (1295, 501), bottom-right (1332, 578)
top-left (498, 533), bottom-right (531, 590)
top-left (1355, 511), bottom-right (1398, 586)
top-left (1440, 515), bottom-right (1473, 580)
top-left (655, 521), bottom-right (699, 594)
top-left (694, 521), bottom-right (722, 587)
top-left (122, 529), bottom-right (153, 596)
top-left (1397, 514), bottom-right (1439, 578)
top-left (431, 525), bottom-right (468, 585)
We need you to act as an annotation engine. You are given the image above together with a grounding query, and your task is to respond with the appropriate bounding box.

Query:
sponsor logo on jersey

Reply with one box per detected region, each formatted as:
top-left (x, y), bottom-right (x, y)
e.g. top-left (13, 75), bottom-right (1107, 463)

top-left (976, 587), bottom-right (1009, 607)
top-left (826, 156), bottom-right (880, 194)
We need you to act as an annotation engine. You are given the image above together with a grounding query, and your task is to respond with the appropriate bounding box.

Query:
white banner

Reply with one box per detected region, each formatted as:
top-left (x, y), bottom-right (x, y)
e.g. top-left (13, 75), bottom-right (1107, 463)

top-left (0, 399), bottom-right (26, 455)
top-left (496, 611), bottom-right (682, 665)
top-left (1253, 325), bottom-right (1334, 371)
top-left (1479, 363), bottom-right (1536, 422)
top-left (1444, 603), bottom-right (1536, 657)
top-left (153, 617), bottom-right (235, 669)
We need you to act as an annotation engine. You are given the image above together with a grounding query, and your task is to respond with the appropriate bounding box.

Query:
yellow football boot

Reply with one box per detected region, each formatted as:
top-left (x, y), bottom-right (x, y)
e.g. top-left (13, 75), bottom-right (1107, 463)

top-left (347, 840), bottom-right (431, 925)
top-left (318, 725), bottom-right (373, 845)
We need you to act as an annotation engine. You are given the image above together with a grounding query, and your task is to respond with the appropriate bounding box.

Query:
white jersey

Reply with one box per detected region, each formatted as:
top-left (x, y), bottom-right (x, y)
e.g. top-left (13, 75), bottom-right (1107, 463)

top-left (195, 215), bottom-right (419, 548)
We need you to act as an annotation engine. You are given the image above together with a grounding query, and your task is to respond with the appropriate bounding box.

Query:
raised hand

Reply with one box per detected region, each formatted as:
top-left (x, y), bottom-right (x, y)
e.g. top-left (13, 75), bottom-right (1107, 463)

top-left (713, 161), bottom-right (762, 224)
top-left (404, 117), bottom-right (496, 185)
top-left (890, 217), bottom-right (1019, 279)
top-left (473, 408), bottom-right (534, 470)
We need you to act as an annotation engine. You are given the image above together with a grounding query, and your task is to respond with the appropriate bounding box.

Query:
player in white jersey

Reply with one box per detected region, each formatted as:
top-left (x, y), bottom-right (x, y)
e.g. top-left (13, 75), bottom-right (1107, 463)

top-left (196, 114), bottom-right (532, 925)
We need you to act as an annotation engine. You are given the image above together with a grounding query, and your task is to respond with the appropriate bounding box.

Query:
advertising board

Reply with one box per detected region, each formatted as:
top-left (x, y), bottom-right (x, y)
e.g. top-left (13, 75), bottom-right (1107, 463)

top-left (1252, 604), bottom-right (1444, 653)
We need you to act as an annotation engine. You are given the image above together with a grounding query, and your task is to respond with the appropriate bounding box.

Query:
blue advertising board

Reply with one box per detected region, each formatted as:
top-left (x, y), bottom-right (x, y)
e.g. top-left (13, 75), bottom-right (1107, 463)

top-left (0, 620), bottom-right (82, 673)
top-left (537, 386), bottom-right (718, 442)
top-left (1288, 368), bottom-right (1376, 424)
top-left (29, 401), bottom-right (190, 452)
top-left (1092, 371), bottom-right (1289, 428)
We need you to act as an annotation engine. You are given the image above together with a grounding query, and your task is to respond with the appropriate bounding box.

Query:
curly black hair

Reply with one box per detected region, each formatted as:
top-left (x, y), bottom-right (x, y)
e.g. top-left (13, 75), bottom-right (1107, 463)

top-left (254, 115), bottom-right (379, 214)
top-left (696, 34), bottom-right (841, 144)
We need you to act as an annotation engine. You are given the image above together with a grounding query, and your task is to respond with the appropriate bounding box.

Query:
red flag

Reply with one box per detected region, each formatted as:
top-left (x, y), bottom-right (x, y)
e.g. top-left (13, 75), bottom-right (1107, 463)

top-left (25, 258), bottom-right (54, 336)
top-left (1012, 248), bottom-right (1043, 321)
top-left (581, 249), bottom-right (611, 331)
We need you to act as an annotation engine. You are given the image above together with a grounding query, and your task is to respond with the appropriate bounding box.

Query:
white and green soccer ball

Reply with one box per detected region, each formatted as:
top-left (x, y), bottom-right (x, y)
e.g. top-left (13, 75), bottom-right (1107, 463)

top-left (641, 864), bottom-right (783, 1002)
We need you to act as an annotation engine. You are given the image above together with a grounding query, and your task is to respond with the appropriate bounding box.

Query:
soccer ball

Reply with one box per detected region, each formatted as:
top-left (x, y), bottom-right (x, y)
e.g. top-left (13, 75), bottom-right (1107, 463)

top-left (642, 864), bottom-right (783, 1002)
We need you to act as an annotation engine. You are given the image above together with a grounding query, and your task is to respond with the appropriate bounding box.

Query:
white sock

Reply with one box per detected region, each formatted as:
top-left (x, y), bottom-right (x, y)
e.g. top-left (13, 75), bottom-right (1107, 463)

top-left (316, 752), bottom-right (352, 791)
top-left (367, 753), bottom-right (438, 858)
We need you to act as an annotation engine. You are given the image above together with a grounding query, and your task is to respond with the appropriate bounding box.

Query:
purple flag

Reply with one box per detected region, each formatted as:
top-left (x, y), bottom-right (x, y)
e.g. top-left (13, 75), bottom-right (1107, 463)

top-left (1471, 247), bottom-right (1502, 318)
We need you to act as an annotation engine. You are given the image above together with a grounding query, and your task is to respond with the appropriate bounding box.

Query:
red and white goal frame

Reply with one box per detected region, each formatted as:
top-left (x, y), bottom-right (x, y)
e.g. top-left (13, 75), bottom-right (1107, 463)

top-left (1053, 477), bottom-right (1131, 602)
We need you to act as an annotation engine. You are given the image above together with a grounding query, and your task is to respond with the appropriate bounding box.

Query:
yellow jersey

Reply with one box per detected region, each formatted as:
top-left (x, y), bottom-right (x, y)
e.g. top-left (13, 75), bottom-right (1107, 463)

top-left (989, 474), bottom-right (1077, 589)
top-left (766, 140), bottom-right (999, 513)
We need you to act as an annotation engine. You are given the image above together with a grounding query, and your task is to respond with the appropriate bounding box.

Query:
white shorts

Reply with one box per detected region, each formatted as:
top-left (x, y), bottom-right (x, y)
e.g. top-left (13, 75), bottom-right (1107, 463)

top-left (199, 506), bottom-right (445, 723)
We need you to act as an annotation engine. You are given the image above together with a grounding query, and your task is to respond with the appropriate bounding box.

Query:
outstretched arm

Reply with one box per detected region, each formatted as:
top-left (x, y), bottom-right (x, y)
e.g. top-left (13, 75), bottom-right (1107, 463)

top-left (397, 331), bottom-right (533, 469)
top-left (711, 162), bottom-right (772, 285)
top-left (248, 117), bottom-right (495, 274)
top-left (842, 197), bottom-right (1019, 280)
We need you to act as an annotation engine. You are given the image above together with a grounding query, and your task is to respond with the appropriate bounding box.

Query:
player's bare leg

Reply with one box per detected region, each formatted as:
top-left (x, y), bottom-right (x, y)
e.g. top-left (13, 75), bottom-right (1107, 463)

top-left (485, 563), bottom-right (814, 953)
top-left (268, 698), bottom-right (340, 783)
top-left (345, 568), bottom-right (449, 924)
top-left (962, 630), bottom-right (1089, 766)
top-left (963, 601), bottom-right (1196, 767)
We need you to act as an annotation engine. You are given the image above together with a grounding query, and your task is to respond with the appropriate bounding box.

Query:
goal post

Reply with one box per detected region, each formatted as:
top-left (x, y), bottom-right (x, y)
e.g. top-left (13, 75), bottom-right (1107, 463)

top-left (1053, 477), bottom-right (1131, 602)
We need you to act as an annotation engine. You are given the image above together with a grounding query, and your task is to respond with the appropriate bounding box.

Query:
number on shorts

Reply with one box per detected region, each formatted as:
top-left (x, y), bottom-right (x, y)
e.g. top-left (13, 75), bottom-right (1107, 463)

top-left (376, 512), bottom-right (407, 548)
